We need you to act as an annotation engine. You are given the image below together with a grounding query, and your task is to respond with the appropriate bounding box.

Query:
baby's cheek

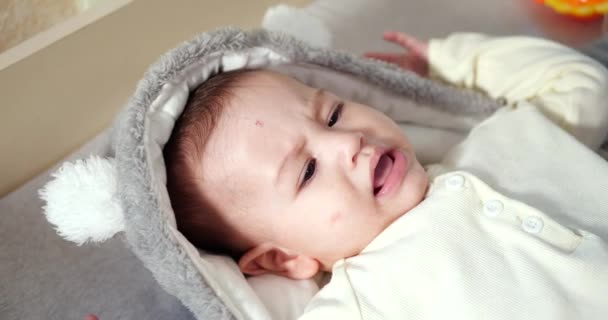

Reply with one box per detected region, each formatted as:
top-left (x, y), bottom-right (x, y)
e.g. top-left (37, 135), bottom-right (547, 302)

top-left (328, 211), bottom-right (342, 225)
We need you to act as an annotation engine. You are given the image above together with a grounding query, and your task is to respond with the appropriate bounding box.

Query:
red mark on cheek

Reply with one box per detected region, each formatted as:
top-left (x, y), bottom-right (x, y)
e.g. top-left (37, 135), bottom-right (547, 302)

top-left (255, 120), bottom-right (264, 127)
top-left (329, 211), bottom-right (341, 225)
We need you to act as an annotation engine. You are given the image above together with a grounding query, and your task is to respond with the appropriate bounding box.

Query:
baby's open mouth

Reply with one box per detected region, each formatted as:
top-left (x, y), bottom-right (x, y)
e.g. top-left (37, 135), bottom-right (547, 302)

top-left (373, 152), bottom-right (395, 196)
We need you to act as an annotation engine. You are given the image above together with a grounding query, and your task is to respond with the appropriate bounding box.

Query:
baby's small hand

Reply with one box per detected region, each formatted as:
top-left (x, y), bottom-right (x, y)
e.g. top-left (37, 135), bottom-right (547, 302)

top-left (364, 31), bottom-right (429, 77)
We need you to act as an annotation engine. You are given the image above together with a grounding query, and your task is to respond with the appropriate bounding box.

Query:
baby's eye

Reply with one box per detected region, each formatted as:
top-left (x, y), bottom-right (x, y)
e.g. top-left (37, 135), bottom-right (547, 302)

top-left (327, 102), bottom-right (343, 127)
top-left (300, 158), bottom-right (316, 188)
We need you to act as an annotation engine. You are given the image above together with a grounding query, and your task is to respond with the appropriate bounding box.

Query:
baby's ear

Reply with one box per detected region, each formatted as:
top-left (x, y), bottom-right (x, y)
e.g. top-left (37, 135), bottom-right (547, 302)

top-left (238, 243), bottom-right (319, 279)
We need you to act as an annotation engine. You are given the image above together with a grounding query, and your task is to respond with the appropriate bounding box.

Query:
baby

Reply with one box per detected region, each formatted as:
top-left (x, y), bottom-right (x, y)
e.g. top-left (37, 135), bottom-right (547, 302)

top-left (164, 31), bottom-right (608, 319)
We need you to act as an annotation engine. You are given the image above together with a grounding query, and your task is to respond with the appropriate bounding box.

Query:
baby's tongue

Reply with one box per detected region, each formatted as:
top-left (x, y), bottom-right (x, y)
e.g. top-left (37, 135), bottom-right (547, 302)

top-left (374, 154), bottom-right (393, 188)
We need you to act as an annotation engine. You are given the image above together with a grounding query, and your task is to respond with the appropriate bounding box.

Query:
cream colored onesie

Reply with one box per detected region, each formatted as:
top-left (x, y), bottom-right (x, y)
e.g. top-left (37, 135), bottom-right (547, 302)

top-left (299, 33), bottom-right (608, 320)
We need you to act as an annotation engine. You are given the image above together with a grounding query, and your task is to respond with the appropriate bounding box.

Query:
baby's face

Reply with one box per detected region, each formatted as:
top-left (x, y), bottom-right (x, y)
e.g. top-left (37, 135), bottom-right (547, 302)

top-left (200, 70), bottom-right (428, 268)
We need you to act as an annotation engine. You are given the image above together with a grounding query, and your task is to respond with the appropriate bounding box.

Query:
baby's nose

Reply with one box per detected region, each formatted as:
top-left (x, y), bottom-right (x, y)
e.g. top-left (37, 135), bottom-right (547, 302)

top-left (333, 131), bottom-right (364, 167)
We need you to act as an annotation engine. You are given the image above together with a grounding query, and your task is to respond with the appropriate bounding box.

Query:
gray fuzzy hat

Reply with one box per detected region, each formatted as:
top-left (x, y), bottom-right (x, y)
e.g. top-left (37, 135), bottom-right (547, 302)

top-left (39, 27), bottom-right (500, 319)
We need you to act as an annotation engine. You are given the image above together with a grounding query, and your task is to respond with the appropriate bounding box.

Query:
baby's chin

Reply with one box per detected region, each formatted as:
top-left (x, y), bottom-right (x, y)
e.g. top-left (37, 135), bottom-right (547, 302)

top-left (409, 163), bottom-right (429, 199)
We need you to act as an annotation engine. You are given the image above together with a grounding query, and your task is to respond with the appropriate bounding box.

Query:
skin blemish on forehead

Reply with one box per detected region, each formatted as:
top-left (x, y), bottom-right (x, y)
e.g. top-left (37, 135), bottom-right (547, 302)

top-left (255, 120), bottom-right (264, 127)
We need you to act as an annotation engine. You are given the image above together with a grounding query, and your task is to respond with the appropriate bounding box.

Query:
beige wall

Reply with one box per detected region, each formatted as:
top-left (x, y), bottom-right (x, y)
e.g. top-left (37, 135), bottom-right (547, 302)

top-left (0, 0), bottom-right (308, 197)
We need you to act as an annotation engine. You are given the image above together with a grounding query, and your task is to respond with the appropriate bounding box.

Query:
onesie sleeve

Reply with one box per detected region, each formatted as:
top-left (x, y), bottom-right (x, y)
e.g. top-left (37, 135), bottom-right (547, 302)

top-left (428, 33), bottom-right (608, 150)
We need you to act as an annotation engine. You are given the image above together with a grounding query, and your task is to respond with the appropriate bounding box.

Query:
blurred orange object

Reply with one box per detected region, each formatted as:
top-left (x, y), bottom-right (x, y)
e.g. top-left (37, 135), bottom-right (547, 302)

top-left (536, 0), bottom-right (608, 18)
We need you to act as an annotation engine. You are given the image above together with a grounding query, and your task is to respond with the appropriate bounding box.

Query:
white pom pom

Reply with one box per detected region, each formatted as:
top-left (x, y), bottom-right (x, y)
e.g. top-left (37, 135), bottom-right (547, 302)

top-left (39, 156), bottom-right (125, 245)
top-left (262, 4), bottom-right (332, 48)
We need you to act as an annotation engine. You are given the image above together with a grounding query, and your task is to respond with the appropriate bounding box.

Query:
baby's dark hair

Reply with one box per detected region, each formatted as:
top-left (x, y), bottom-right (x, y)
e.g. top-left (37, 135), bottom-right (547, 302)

top-left (163, 69), bottom-right (256, 260)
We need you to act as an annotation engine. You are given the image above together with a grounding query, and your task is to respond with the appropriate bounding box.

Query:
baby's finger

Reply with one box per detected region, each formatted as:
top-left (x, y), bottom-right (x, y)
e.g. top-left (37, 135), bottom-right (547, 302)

top-left (383, 32), bottom-right (426, 56)
top-left (363, 52), bottom-right (402, 64)
top-left (383, 31), bottom-right (416, 49)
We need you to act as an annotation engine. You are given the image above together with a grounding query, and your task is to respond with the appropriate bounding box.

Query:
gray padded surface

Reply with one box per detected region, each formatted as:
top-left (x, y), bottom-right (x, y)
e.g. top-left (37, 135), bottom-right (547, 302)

top-left (0, 130), bottom-right (195, 320)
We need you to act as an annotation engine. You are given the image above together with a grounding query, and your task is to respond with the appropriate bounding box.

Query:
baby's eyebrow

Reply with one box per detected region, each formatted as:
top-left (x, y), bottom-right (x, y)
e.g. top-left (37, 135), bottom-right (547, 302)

top-left (309, 88), bottom-right (326, 119)
top-left (274, 89), bottom-right (325, 193)
top-left (275, 138), bottom-right (306, 190)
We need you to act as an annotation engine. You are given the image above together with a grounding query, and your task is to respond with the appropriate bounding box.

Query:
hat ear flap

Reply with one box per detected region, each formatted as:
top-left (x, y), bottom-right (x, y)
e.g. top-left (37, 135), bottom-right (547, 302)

top-left (39, 155), bottom-right (125, 245)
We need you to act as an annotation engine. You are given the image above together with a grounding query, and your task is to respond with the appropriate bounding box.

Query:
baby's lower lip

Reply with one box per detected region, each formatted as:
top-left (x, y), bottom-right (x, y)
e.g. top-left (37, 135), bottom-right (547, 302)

top-left (376, 150), bottom-right (407, 198)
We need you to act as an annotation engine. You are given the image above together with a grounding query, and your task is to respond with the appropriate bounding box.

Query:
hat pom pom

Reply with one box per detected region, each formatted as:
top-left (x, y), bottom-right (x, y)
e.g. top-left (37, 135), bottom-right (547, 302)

top-left (262, 4), bottom-right (332, 48)
top-left (39, 156), bottom-right (125, 245)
